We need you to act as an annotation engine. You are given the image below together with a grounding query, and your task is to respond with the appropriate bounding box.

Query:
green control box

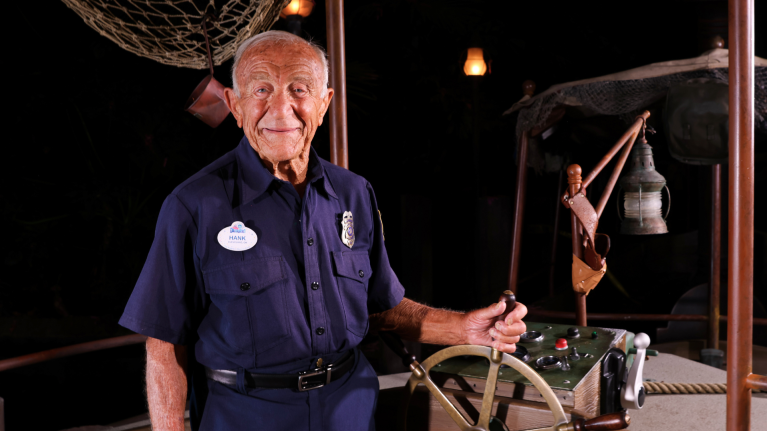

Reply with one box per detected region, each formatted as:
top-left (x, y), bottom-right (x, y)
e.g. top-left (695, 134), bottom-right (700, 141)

top-left (431, 322), bottom-right (627, 393)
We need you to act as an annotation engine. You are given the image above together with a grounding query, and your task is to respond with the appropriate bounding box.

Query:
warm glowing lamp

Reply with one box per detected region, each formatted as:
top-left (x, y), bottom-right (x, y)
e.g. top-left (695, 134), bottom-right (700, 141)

top-left (463, 48), bottom-right (487, 76)
top-left (281, 0), bottom-right (314, 36)
top-left (280, 0), bottom-right (314, 19)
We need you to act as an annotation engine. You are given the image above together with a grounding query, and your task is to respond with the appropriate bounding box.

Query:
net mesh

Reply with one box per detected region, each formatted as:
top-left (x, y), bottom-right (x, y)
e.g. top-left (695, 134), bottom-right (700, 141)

top-left (515, 67), bottom-right (767, 143)
top-left (62, 0), bottom-right (290, 69)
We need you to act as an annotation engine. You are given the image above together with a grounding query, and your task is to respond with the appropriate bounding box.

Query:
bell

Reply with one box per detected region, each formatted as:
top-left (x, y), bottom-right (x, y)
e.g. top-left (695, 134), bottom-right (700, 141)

top-left (184, 75), bottom-right (230, 128)
top-left (619, 137), bottom-right (669, 235)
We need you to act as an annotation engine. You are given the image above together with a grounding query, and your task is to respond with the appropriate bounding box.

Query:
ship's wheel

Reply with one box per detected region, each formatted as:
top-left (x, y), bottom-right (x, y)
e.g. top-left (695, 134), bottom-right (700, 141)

top-left (401, 345), bottom-right (568, 431)
top-left (382, 291), bottom-right (630, 431)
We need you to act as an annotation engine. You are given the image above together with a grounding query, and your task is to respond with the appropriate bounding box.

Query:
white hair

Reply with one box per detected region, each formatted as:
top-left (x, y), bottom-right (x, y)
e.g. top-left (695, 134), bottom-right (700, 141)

top-left (231, 30), bottom-right (329, 97)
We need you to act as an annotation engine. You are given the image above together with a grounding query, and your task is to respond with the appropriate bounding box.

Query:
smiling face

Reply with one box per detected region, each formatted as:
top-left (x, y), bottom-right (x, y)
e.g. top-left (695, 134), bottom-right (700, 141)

top-left (224, 41), bottom-right (333, 166)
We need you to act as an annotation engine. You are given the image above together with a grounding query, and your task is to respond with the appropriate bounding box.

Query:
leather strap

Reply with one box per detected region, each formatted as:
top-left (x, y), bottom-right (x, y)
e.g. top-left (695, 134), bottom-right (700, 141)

top-left (570, 193), bottom-right (610, 271)
top-left (205, 351), bottom-right (354, 390)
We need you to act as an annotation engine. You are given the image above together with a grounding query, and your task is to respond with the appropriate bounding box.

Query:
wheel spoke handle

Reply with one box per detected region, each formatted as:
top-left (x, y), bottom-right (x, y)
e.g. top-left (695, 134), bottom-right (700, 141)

top-left (567, 411), bottom-right (631, 431)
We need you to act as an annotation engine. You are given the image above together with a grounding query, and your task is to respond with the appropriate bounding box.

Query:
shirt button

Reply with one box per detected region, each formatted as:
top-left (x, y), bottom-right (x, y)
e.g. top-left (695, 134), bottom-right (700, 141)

top-left (240, 283), bottom-right (250, 291)
top-left (358, 270), bottom-right (365, 278)
top-left (316, 327), bottom-right (325, 335)
top-left (311, 281), bottom-right (319, 290)
top-left (307, 238), bottom-right (314, 246)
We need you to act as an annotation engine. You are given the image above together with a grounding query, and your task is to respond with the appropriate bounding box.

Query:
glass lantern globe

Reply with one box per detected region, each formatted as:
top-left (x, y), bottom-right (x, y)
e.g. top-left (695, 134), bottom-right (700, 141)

top-left (619, 138), bottom-right (669, 235)
top-left (280, 0), bottom-right (314, 19)
top-left (464, 48), bottom-right (487, 76)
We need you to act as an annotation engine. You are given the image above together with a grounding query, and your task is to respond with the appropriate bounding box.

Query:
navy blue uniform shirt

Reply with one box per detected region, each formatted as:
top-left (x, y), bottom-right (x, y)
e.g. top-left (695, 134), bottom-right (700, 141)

top-left (119, 137), bottom-right (405, 429)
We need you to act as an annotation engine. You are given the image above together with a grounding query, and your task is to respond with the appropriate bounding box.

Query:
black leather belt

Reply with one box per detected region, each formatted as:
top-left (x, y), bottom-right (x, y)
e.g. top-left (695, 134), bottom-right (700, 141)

top-left (205, 351), bottom-right (354, 392)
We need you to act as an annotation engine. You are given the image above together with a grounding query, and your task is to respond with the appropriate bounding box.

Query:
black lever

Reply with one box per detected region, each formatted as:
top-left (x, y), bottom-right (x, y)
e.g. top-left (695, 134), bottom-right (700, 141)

top-left (497, 290), bottom-right (517, 323)
top-left (379, 331), bottom-right (417, 367)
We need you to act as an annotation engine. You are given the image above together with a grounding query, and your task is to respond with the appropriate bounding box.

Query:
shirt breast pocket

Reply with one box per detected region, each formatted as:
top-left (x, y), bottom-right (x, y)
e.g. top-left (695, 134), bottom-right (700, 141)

top-left (202, 256), bottom-right (291, 356)
top-left (332, 251), bottom-right (372, 338)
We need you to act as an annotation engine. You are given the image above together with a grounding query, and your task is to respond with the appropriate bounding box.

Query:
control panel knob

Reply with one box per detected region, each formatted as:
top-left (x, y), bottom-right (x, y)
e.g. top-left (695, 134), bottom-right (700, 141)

top-left (567, 327), bottom-right (580, 338)
top-left (621, 333), bottom-right (650, 410)
top-left (569, 347), bottom-right (582, 361)
top-left (560, 356), bottom-right (571, 371)
top-left (555, 338), bottom-right (568, 350)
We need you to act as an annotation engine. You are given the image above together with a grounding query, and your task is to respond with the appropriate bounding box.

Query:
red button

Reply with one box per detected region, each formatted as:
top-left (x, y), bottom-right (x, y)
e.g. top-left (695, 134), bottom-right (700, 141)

top-left (555, 338), bottom-right (568, 350)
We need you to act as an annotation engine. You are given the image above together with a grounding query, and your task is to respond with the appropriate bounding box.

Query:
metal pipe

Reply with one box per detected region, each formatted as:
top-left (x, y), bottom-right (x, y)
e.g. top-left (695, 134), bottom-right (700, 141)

top-left (549, 169), bottom-right (564, 297)
top-left (325, 0), bottom-right (349, 169)
top-left (526, 309), bottom-right (767, 325)
top-left (580, 112), bottom-right (650, 191)
top-left (709, 164), bottom-right (722, 350)
top-left (746, 374), bottom-right (767, 391)
top-left (0, 334), bottom-right (147, 372)
top-left (726, 0), bottom-right (754, 429)
top-left (471, 77), bottom-right (482, 193)
top-left (594, 128), bottom-right (640, 219)
top-left (508, 129), bottom-right (530, 294)
top-left (508, 82), bottom-right (536, 294)
top-left (567, 164), bottom-right (587, 326)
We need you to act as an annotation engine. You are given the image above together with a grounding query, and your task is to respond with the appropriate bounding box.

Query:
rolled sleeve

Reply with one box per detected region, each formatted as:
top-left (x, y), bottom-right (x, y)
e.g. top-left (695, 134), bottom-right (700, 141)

top-left (365, 182), bottom-right (405, 313)
top-left (119, 194), bottom-right (201, 345)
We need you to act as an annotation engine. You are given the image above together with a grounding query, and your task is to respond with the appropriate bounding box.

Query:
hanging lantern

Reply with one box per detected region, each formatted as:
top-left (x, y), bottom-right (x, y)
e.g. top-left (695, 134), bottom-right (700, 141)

top-left (184, 14), bottom-right (230, 128)
top-left (618, 136), bottom-right (670, 235)
top-left (463, 48), bottom-right (487, 76)
top-left (184, 75), bottom-right (229, 128)
top-left (280, 0), bottom-right (314, 18)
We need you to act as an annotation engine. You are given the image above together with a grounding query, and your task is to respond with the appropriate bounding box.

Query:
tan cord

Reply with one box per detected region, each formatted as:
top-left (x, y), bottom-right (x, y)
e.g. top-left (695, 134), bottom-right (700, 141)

top-left (61, 0), bottom-right (290, 69)
top-left (643, 382), bottom-right (760, 394)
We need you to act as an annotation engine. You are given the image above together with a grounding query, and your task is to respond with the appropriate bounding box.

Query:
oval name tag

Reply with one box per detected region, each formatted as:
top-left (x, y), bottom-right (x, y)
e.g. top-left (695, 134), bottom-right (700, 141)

top-left (217, 221), bottom-right (258, 251)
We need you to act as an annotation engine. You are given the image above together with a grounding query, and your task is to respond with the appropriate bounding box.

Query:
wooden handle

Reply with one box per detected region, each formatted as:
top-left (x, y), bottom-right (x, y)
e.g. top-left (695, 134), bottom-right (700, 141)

top-left (573, 411), bottom-right (631, 431)
top-left (379, 331), bottom-right (417, 367)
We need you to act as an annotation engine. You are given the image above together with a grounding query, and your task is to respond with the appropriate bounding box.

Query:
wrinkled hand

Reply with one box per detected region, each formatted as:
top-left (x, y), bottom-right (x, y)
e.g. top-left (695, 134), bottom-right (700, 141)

top-left (461, 301), bottom-right (527, 354)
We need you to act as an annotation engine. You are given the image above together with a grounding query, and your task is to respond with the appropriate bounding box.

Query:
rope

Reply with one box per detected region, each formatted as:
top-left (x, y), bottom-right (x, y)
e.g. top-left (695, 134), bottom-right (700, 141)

top-left (643, 382), bottom-right (745, 394)
top-left (61, 0), bottom-right (291, 69)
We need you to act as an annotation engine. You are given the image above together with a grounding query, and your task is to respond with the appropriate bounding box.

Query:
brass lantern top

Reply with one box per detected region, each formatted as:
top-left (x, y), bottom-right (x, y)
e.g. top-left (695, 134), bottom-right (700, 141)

top-left (619, 138), bottom-right (667, 193)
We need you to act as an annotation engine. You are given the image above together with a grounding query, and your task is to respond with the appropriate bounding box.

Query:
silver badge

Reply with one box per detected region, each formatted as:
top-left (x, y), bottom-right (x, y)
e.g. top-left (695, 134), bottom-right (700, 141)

top-left (341, 211), bottom-right (355, 249)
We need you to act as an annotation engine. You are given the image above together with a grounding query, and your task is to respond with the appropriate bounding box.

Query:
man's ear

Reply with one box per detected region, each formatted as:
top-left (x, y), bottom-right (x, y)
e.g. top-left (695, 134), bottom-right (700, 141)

top-left (317, 88), bottom-right (334, 126)
top-left (223, 87), bottom-right (243, 128)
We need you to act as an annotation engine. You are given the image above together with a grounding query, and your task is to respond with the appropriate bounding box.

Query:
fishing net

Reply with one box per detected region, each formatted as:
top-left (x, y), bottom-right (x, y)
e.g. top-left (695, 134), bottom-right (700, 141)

top-left (514, 66), bottom-right (767, 142)
top-left (62, 0), bottom-right (290, 69)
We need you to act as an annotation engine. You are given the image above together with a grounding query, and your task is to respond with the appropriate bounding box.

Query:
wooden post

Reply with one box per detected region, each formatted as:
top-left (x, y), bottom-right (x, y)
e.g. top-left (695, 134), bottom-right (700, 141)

top-left (709, 164), bottom-right (721, 350)
top-left (471, 76), bottom-right (482, 194)
top-left (549, 169), bottom-right (564, 297)
top-left (726, 0), bottom-right (754, 428)
top-left (507, 80), bottom-right (535, 294)
top-left (325, 0), bottom-right (348, 169)
top-left (567, 164), bottom-right (587, 326)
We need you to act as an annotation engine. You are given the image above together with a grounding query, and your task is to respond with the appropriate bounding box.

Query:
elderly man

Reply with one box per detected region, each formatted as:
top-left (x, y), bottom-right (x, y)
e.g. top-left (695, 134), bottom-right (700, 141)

top-left (119, 30), bottom-right (527, 431)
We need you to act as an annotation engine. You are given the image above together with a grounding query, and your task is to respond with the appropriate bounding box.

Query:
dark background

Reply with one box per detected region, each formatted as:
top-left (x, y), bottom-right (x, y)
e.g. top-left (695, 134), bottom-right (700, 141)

top-left (1, 0), bottom-right (765, 429)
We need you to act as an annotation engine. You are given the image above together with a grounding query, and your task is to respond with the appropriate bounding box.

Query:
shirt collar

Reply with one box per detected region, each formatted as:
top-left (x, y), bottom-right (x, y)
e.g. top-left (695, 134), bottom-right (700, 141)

top-left (234, 136), bottom-right (338, 205)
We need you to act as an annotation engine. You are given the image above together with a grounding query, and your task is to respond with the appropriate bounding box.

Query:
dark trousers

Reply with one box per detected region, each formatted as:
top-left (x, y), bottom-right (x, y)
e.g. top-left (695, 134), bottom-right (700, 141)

top-left (193, 349), bottom-right (378, 431)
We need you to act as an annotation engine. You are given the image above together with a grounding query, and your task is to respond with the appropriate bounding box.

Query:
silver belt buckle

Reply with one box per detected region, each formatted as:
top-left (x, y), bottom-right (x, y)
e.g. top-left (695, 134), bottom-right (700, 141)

top-left (297, 363), bottom-right (333, 391)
